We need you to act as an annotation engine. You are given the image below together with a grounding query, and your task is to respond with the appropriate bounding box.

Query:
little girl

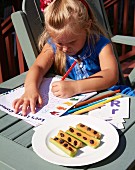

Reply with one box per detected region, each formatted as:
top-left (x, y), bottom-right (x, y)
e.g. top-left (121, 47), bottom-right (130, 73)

top-left (12, 0), bottom-right (134, 116)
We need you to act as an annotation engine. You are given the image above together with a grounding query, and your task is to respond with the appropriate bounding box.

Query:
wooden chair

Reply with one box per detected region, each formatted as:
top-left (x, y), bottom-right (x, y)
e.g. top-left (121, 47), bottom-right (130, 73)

top-left (11, 0), bottom-right (135, 87)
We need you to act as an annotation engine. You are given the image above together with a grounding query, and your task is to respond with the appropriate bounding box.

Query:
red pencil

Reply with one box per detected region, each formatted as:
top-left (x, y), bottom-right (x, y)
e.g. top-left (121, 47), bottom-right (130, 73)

top-left (61, 60), bottom-right (77, 80)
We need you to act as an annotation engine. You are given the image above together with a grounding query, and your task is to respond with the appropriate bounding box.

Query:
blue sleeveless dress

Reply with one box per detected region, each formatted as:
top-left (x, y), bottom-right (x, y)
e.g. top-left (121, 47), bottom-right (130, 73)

top-left (47, 36), bottom-right (135, 96)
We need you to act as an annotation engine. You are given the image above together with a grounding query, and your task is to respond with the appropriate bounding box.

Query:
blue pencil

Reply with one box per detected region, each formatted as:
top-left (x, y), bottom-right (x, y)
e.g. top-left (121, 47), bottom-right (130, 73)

top-left (67, 98), bottom-right (107, 114)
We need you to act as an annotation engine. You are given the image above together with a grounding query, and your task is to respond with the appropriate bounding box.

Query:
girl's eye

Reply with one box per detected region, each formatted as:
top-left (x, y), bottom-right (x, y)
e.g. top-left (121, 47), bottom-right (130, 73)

top-left (58, 43), bottom-right (62, 46)
top-left (70, 41), bottom-right (76, 45)
top-left (55, 40), bottom-right (76, 47)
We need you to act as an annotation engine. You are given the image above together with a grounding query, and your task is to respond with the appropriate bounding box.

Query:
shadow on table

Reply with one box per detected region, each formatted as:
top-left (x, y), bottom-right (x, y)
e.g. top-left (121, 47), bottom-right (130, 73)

top-left (0, 88), bottom-right (11, 94)
top-left (88, 134), bottom-right (126, 168)
top-left (64, 130), bottom-right (126, 169)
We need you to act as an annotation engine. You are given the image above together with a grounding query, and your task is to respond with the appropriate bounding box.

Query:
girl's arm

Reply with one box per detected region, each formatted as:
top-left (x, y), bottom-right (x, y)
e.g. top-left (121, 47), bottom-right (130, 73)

top-left (52, 43), bottom-right (119, 98)
top-left (24, 43), bottom-right (54, 90)
top-left (75, 43), bottom-right (119, 93)
top-left (12, 43), bottom-right (54, 115)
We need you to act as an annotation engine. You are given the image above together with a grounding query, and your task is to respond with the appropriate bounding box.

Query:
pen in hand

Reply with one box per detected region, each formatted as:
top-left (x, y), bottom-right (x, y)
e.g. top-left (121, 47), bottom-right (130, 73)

top-left (61, 60), bottom-right (77, 80)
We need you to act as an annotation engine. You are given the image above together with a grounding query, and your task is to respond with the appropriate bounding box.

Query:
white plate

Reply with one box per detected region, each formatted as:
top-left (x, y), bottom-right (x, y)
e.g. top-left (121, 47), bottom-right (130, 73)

top-left (32, 115), bottom-right (119, 166)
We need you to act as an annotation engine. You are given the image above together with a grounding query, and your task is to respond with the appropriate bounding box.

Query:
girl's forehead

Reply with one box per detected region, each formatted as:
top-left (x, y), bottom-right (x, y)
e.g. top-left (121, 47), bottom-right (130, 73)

top-left (50, 28), bottom-right (85, 43)
top-left (53, 32), bottom-right (77, 42)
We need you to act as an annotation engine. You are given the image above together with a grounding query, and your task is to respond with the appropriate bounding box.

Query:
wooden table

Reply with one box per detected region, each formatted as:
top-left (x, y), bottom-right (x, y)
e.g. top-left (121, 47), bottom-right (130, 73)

top-left (0, 73), bottom-right (135, 170)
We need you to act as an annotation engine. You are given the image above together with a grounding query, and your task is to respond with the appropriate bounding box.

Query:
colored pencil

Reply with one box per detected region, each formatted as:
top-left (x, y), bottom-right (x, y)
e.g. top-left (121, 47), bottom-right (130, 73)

top-left (72, 94), bottom-right (122, 115)
top-left (61, 60), bottom-right (77, 80)
top-left (73, 89), bottom-right (121, 108)
top-left (72, 102), bottom-right (105, 115)
top-left (68, 98), bottom-right (107, 114)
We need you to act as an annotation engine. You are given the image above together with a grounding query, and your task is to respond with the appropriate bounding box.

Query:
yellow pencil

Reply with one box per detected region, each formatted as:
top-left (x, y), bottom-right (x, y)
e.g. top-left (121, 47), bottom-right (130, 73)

top-left (72, 95), bottom-right (122, 115)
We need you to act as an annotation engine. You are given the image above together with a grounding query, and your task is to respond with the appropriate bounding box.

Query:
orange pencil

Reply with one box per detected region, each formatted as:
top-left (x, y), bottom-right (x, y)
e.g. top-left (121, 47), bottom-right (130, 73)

top-left (61, 60), bottom-right (77, 80)
top-left (72, 94), bottom-right (122, 115)
top-left (73, 89), bottom-right (121, 108)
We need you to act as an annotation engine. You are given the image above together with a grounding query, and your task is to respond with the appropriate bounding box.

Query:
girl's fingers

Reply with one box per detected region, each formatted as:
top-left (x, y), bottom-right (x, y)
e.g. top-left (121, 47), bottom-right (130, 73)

top-left (51, 85), bottom-right (59, 93)
top-left (13, 94), bottom-right (43, 115)
top-left (29, 96), bottom-right (43, 113)
top-left (38, 95), bottom-right (43, 107)
top-left (12, 98), bottom-right (21, 108)
top-left (52, 91), bottom-right (62, 97)
top-left (21, 100), bottom-right (30, 116)
top-left (13, 99), bottom-right (24, 113)
top-left (30, 99), bottom-right (37, 114)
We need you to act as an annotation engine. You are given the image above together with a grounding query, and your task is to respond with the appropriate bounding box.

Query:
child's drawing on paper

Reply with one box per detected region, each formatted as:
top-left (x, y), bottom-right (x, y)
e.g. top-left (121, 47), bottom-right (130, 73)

top-left (0, 76), bottom-right (86, 126)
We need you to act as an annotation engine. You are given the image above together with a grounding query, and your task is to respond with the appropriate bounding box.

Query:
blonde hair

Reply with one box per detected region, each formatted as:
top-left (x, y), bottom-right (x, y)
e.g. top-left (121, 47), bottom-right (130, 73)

top-left (38, 0), bottom-right (107, 75)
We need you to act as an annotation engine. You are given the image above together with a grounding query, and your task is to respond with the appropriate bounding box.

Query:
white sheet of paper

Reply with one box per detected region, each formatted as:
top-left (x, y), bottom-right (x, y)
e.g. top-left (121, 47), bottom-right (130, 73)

top-left (0, 75), bottom-right (96, 126)
top-left (88, 97), bottom-right (130, 119)
top-left (88, 97), bottom-right (130, 129)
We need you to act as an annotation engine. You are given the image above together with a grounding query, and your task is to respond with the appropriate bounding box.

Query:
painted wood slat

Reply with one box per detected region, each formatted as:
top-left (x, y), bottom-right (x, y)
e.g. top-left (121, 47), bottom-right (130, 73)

top-left (0, 135), bottom-right (76, 170)
top-left (0, 115), bottom-right (20, 132)
top-left (0, 162), bottom-right (13, 170)
top-left (1, 120), bottom-right (33, 140)
top-left (14, 128), bottom-right (35, 147)
top-left (0, 72), bottom-right (26, 89)
top-left (11, 11), bottom-right (37, 68)
top-left (111, 35), bottom-right (135, 46)
top-left (0, 111), bottom-right (7, 118)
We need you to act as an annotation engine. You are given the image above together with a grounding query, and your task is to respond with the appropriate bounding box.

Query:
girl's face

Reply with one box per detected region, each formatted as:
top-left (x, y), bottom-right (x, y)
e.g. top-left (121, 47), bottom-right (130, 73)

top-left (51, 29), bottom-right (87, 56)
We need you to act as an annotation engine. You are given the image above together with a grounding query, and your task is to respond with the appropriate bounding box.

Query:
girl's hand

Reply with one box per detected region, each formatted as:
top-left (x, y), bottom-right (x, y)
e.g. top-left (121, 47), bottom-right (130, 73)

top-left (12, 89), bottom-right (43, 116)
top-left (51, 81), bottom-right (77, 98)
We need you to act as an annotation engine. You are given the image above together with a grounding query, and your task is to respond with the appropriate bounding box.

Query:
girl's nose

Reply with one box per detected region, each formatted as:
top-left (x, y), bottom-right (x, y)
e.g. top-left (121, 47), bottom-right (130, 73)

top-left (62, 46), bottom-right (68, 53)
